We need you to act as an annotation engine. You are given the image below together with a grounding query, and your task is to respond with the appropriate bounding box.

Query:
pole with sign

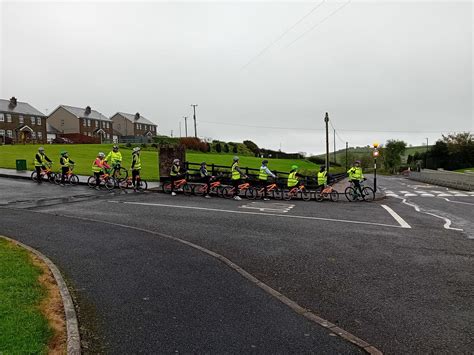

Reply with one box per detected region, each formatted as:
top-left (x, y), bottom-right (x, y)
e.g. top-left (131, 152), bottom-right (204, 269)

top-left (373, 142), bottom-right (379, 192)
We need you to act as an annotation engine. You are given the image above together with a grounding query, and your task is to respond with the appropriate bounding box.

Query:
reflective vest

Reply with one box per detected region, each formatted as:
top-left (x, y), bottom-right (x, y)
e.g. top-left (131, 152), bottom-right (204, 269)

top-left (258, 166), bottom-right (268, 181)
top-left (106, 151), bottom-right (122, 165)
top-left (231, 162), bottom-right (240, 180)
top-left (34, 153), bottom-right (46, 167)
top-left (287, 171), bottom-right (298, 187)
top-left (60, 157), bottom-right (71, 168)
top-left (348, 167), bottom-right (363, 181)
top-left (92, 158), bottom-right (105, 173)
top-left (170, 164), bottom-right (179, 176)
top-left (132, 154), bottom-right (141, 170)
top-left (317, 171), bottom-right (327, 185)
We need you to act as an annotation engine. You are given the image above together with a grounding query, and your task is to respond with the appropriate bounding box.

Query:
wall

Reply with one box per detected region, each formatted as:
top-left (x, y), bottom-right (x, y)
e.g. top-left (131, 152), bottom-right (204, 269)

top-left (47, 107), bottom-right (79, 134)
top-left (408, 169), bottom-right (474, 191)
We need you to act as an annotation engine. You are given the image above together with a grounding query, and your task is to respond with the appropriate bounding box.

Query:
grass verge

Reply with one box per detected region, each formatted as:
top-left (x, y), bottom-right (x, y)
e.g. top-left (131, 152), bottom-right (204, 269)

top-left (0, 238), bottom-right (66, 354)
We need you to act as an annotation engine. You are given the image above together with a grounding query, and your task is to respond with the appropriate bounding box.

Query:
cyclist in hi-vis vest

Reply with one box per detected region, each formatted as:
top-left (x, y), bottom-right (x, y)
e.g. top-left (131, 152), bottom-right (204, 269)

top-left (59, 151), bottom-right (75, 186)
top-left (347, 160), bottom-right (365, 196)
top-left (231, 156), bottom-right (247, 200)
top-left (258, 160), bottom-right (276, 201)
top-left (317, 165), bottom-right (331, 190)
top-left (199, 162), bottom-right (212, 199)
top-left (34, 146), bottom-right (52, 184)
top-left (92, 152), bottom-right (110, 190)
top-left (170, 158), bottom-right (184, 196)
top-left (131, 147), bottom-right (141, 191)
top-left (287, 165), bottom-right (301, 189)
top-left (105, 145), bottom-right (122, 175)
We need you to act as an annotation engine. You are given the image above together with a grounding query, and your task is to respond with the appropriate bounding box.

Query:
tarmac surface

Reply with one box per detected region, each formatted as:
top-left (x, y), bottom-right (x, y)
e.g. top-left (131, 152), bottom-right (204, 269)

top-left (0, 175), bottom-right (473, 353)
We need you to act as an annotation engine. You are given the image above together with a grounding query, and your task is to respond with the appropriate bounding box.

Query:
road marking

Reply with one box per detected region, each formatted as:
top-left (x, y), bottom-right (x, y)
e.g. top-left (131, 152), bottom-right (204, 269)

top-left (441, 198), bottom-right (474, 206)
top-left (240, 202), bottom-right (295, 213)
top-left (400, 191), bottom-right (410, 194)
top-left (453, 194), bottom-right (468, 197)
top-left (381, 205), bottom-right (411, 229)
top-left (395, 197), bottom-right (463, 232)
top-left (403, 193), bottom-right (417, 197)
top-left (421, 194), bottom-right (435, 197)
top-left (109, 201), bottom-right (405, 229)
top-left (436, 193), bottom-right (452, 197)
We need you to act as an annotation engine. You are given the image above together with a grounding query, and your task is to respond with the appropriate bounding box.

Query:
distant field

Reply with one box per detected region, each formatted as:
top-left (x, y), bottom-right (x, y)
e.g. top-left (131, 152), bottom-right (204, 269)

top-left (0, 145), bottom-right (323, 180)
top-left (455, 167), bottom-right (474, 173)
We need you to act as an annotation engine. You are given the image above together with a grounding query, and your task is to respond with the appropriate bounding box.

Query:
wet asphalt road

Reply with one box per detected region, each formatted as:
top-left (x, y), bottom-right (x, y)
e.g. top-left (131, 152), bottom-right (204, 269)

top-left (0, 176), bottom-right (473, 354)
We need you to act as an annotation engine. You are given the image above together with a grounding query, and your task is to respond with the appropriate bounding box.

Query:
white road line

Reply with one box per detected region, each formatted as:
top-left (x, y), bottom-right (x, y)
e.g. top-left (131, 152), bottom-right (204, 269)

top-left (436, 193), bottom-right (453, 197)
top-left (421, 194), bottom-right (435, 197)
top-left (381, 205), bottom-right (411, 229)
top-left (395, 197), bottom-right (463, 232)
top-left (109, 201), bottom-right (405, 229)
top-left (453, 194), bottom-right (468, 197)
top-left (400, 191), bottom-right (410, 194)
top-left (403, 193), bottom-right (417, 197)
top-left (441, 198), bottom-right (474, 206)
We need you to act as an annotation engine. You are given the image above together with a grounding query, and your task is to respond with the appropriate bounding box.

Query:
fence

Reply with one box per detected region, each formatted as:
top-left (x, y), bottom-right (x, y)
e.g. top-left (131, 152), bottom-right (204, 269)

top-left (408, 169), bottom-right (474, 191)
top-left (162, 162), bottom-right (346, 189)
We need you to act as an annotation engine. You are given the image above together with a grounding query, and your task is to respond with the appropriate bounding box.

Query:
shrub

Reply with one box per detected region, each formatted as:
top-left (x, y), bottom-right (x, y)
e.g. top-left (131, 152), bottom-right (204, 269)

top-left (179, 137), bottom-right (208, 152)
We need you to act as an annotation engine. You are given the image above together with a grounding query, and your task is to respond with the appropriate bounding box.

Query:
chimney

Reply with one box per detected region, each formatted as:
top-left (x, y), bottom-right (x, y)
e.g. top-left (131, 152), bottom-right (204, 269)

top-left (9, 97), bottom-right (17, 108)
top-left (135, 112), bottom-right (140, 120)
top-left (85, 106), bottom-right (91, 115)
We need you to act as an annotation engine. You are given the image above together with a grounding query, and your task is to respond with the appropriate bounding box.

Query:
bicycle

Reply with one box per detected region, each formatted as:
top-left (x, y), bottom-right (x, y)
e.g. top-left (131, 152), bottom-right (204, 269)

top-left (54, 165), bottom-right (79, 185)
top-left (162, 177), bottom-right (193, 195)
top-left (31, 163), bottom-right (55, 183)
top-left (344, 180), bottom-right (375, 202)
top-left (110, 162), bottom-right (128, 182)
top-left (87, 171), bottom-right (116, 191)
top-left (222, 181), bottom-right (253, 199)
top-left (283, 184), bottom-right (311, 201)
top-left (193, 176), bottom-right (224, 197)
top-left (314, 185), bottom-right (339, 202)
top-left (119, 174), bottom-right (148, 191)
top-left (247, 179), bottom-right (283, 200)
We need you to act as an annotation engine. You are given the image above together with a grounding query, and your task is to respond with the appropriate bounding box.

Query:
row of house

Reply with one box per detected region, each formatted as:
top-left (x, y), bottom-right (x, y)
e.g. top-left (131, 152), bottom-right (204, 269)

top-left (0, 97), bottom-right (158, 144)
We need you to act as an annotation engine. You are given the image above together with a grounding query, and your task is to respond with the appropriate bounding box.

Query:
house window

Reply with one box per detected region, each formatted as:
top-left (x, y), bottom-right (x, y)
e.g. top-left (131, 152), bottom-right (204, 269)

top-left (37, 117), bottom-right (41, 125)
top-left (106, 133), bottom-right (110, 139)
top-left (83, 119), bottom-right (86, 126)
top-left (61, 119), bottom-right (65, 127)
top-left (0, 129), bottom-right (5, 136)
top-left (95, 120), bottom-right (98, 127)
top-left (19, 115), bottom-right (24, 124)
top-left (87, 119), bottom-right (91, 127)
top-left (7, 130), bottom-right (13, 138)
top-left (37, 132), bottom-right (43, 139)
top-left (0, 113), bottom-right (4, 122)
top-left (31, 117), bottom-right (35, 125)
top-left (6, 114), bottom-right (12, 122)
top-left (32, 131), bottom-right (36, 139)
top-left (106, 122), bottom-right (110, 129)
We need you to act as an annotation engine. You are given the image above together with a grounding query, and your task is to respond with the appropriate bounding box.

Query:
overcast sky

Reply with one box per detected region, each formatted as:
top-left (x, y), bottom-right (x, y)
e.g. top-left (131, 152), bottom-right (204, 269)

top-left (1, 0), bottom-right (472, 155)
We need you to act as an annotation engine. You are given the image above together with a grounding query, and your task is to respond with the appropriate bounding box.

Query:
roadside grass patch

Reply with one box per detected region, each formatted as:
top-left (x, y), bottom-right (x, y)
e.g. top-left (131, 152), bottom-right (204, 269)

top-left (0, 238), bottom-right (65, 353)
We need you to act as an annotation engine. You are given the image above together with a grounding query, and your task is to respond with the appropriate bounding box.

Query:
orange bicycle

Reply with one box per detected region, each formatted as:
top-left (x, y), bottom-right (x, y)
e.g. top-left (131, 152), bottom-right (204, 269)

top-left (162, 178), bottom-right (193, 195)
top-left (314, 185), bottom-right (339, 202)
top-left (87, 171), bottom-right (116, 190)
top-left (31, 163), bottom-right (55, 183)
top-left (222, 182), bottom-right (252, 199)
top-left (193, 176), bottom-right (223, 197)
top-left (247, 180), bottom-right (283, 200)
top-left (119, 174), bottom-right (148, 191)
top-left (283, 184), bottom-right (311, 201)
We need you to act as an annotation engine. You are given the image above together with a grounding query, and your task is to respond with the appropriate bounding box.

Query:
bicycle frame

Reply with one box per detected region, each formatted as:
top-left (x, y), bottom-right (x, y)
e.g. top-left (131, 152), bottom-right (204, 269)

top-left (258, 182), bottom-right (278, 194)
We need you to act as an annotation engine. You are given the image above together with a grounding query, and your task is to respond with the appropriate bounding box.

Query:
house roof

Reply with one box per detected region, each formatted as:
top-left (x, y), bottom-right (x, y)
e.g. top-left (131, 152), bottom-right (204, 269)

top-left (114, 112), bottom-right (156, 126)
top-left (0, 99), bottom-right (46, 116)
top-left (46, 123), bottom-right (61, 134)
top-left (55, 105), bottom-right (110, 121)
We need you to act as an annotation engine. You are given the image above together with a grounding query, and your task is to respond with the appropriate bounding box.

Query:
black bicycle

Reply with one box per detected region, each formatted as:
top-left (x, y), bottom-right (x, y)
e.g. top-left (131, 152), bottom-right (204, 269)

top-left (344, 180), bottom-right (375, 202)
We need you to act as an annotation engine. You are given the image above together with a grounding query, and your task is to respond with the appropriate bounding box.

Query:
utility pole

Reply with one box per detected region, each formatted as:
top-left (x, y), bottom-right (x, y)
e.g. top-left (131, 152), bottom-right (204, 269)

top-left (183, 116), bottom-right (188, 137)
top-left (333, 128), bottom-right (336, 164)
top-left (191, 104), bottom-right (198, 138)
top-left (425, 137), bottom-right (429, 169)
top-left (345, 142), bottom-right (348, 171)
top-left (179, 121), bottom-right (182, 137)
top-left (324, 112), bottom-right (330, 171)
top-left (171, 130), bottom-right (173, 138)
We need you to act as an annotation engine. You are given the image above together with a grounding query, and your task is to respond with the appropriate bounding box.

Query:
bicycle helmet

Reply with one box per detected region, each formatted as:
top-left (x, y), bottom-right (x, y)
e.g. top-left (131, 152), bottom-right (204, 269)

top-left (98, 152), bottom-right (105, 158)
top-left (173, 159), bottom-right (180, 164)
top-left (354, 160), bottom-right (361, 164)
top-left (60, 150), bottom-right (67, 156)
top-left (38, 147), bottom-right (44, 152)
top-left (320, 165), bottom-right (326, 172)
top-left (233, 156), bottom-right (239, 162)
top-left (132, 147), bottom-right (141, 153)
top-left (113, 145), bottom-right (119, 151)
top-left (262, 160), bottom-right (268, 165)
top-left (200, 161), bottom-right (206, 166)
top-left (291, 165), bottom-right (298, 170)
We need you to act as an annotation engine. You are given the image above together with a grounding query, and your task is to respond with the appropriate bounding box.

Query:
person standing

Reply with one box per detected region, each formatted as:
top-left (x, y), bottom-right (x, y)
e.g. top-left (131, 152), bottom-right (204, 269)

top-left (131, 147), bottom-right (142, 191)
top-left (231, 156), bottom-right (247, 201)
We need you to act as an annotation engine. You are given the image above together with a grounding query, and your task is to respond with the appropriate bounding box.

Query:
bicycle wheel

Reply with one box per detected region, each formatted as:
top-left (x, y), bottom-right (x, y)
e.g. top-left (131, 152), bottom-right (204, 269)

top-left (194, 184), bottom-right (206, 196)
top-left (115, 167), bottom-right (128, 182)
top-left (300, 190), bottom-right (311, 201)
top-left (31, 171), bottom-right (39, 182)
top-left (345, 186), bottom-right (358, 202)
top-left (48, 173), bottom-right (56, 183)
top-left (362, 187), bottom-right (375, 202)
top-left (69, 174), bottom-right (79, 186)
top-left (273, 188), bottom-right (283, 200)
top-left (183, 183), bottom-right (193, 196)
top-left (330, 190), bottom-right (339, 202)
top-left (314, 191), bottom-right (324, 202)
top-left (213, 185), bottom-right (225, 197)
top-left (104, 177), bottom-right (116, 191)
top-left (283, 190), bottom-right (293, 201)
top-left (162, 182), bottom-right (172, 193)
top-left (87, 176), bottom-right (97, 188)
top-left (222, 186), bottom-right (234, 199)
top-left (137, 179), bottom-right (147, 191)
top-left (245, 187), bottom-right (258, 200)
top-left (118, 179), bottom-right (129, 190)
top-left (54, 173), bottom-right (61, 185)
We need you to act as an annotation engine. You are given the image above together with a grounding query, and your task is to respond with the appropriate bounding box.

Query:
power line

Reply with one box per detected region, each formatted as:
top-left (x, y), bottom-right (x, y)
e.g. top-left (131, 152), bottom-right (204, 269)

top-left (286, 0), bottom-right (352, 49)
top-left (241, 0), bottom-right (327, 70)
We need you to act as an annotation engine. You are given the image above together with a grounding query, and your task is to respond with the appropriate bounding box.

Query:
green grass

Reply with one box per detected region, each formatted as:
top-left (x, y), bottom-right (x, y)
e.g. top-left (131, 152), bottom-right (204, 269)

top-left (0, 144), bottom-right (159, 181)
top-left (454, 167), bottom-right (474, 173)
top-left (0, 238), bottom-right (51, 353)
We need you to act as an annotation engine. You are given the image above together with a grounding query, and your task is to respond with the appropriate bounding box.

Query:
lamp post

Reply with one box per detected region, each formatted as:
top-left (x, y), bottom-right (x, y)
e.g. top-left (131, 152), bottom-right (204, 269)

top-left (373, 142), bottom-right (379, 193)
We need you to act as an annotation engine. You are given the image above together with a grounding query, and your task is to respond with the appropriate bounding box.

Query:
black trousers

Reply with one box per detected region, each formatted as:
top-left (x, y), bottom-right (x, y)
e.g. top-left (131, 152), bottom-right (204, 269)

top-left (232, 179), bottom-right (241, 196)
top-left (35, 165), bottom-right (47, 183)
top-left (132, 169), bottom-right (140, 187)
top-left (259, 179), bottom-right (268, 197)
top-left (170, 175), bottom-right (178, 192)
top-left (351, 179), bottom-right (363, 195)
top-left (94, 172), bottom-right (102, 186)
top-left (199, 176), bottom-right (211, 194)
top-left (61, 167), bottom-right (69, 184)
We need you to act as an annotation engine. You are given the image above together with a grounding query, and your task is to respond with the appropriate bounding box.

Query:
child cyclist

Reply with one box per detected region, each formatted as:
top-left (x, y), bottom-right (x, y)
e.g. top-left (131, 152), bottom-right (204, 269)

top-left (170, 158), bottom-right (186, 196)
top-left (347, 160), bottom-right (365, 197)
top-left (92, 152), bottom-right (110, 190)
top-left (258, 159), bottom-right (276, 201)
top-left (131, 147), bottom-right (142, 191)
top-left (59, 151), bottom-right (75, 186)
top-left (287, 165), bottom-right (302, 190)
top-left (34, 146), bottom-right (52, 184)
top-left (231, 156), bottom-right (248, 201)
top-left (199, 162), bottom-right (212, 199)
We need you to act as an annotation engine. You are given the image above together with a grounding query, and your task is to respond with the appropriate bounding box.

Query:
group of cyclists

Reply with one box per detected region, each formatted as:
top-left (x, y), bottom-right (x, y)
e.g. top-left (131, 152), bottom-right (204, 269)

top-left (33, 145), bottom-right (368, 200)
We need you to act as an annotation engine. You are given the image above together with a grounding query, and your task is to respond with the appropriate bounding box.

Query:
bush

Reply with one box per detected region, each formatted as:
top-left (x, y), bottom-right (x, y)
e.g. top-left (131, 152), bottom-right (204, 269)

top-left (223, 144), bottom-right (229, 153)
top-left (179, 137), bottom-right (208, 152)
top-left (215, 142), bottom-right (222, 153)
top-left (125, 142), bottom-right (132, 148)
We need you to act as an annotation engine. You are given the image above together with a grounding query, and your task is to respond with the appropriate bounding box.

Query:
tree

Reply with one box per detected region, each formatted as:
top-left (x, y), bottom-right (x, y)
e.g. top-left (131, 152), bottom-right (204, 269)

top-left (215, 142), bottom-right (222, 153)
top-left (243, 140), bottom-right (260, 155)
top-left (232, 144), bottom-right (238, 153)
top-left (383, 140), bottom-right (407, 174)
top-left (223, 143), bottom-right (229, 153)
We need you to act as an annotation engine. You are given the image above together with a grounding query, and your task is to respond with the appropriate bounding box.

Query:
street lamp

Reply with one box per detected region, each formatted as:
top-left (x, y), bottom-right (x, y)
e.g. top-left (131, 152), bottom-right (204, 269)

top-left (373, 142), bottom-right (379, 192)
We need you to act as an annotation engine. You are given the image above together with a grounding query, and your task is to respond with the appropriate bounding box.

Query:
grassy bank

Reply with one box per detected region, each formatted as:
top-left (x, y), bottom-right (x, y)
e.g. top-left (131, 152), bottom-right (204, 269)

top-left (0, 238), bottom-right (52, 353)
